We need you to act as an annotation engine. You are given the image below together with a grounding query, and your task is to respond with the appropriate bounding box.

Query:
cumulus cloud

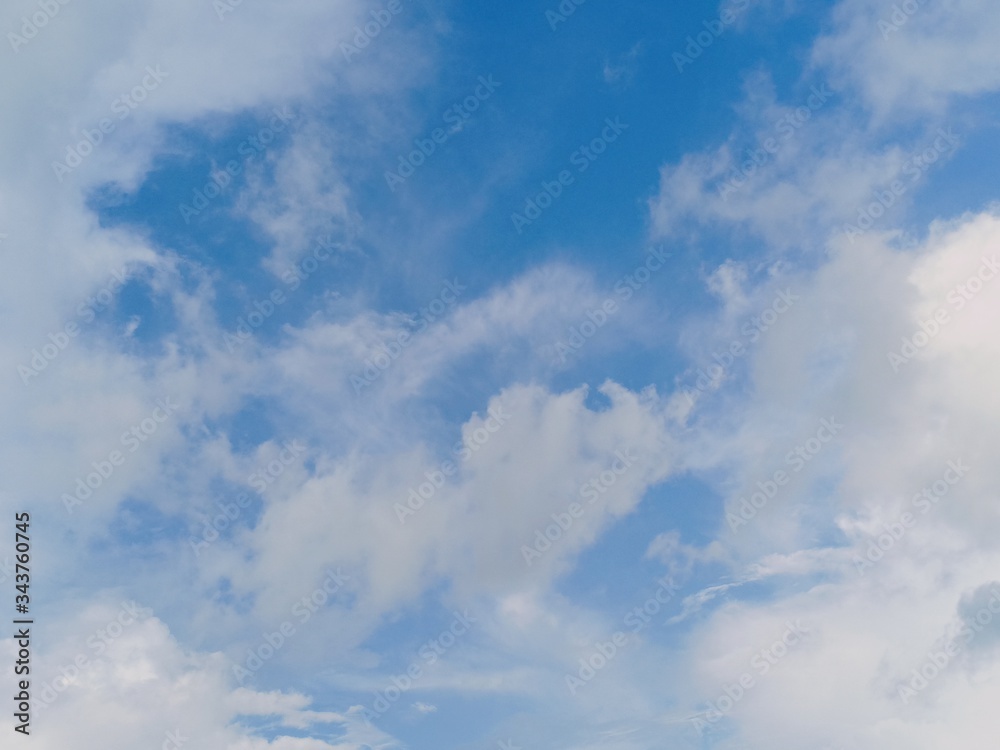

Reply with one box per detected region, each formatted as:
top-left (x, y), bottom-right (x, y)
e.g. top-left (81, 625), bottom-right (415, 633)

top-left (645, 210), bottom-right (1000, 748)
top-left (4, 0), bottom-right (1000, 747)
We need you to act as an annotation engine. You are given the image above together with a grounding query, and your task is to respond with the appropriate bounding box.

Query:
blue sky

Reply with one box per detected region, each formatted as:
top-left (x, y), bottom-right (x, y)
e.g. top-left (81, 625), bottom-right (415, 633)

top-left (4, 0), bottom-right (1000, 748)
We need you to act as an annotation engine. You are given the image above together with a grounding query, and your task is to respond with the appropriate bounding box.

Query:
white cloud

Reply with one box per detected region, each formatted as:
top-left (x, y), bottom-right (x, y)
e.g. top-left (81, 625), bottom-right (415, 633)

top-left (4, 0), bottom-right (1000, 746)
top-left (813, 0), bottom-right (1000, 121)
top-left (1, 600), bottom-right (380, 749)
top-left (647, 209), bottom-right (1000, 748)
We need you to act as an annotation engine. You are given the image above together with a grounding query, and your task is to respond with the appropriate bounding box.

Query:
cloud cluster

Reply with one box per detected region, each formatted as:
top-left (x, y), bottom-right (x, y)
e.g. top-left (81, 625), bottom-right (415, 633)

top-left (3, 0), bottom-right (1000, 747)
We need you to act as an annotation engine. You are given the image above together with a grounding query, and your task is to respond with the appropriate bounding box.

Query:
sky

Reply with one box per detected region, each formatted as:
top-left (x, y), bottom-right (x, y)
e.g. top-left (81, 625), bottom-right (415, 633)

top-left (2, 0), bottom-right (1000, 748)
